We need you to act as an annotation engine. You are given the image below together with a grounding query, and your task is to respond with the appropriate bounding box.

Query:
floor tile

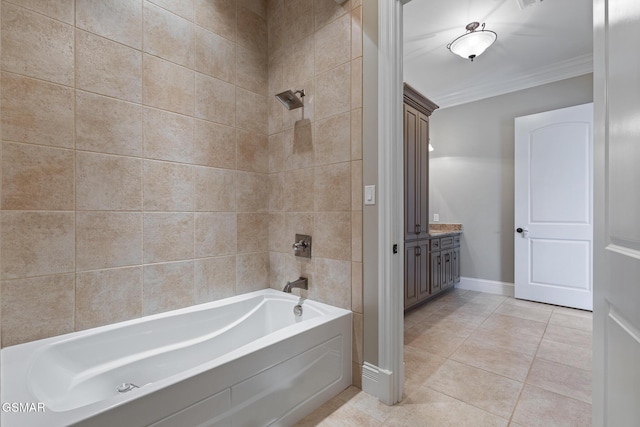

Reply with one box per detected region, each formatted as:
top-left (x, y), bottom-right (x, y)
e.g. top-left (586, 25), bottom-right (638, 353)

top-left (501, 297), bottom-right (555, 312)
top-left (451, 337), bottom-right (534, 381)
top-left (403, 345), bottom-right (447, 393)
top-left (526, 358), bottom-right (592, 403)
top-left (384, 386), bottom-right (509, 427)
top-left (425, 359), bottom-right (523, 419)
top-left (536, 338), bottom-right (592, 371)
top-left (512, 385), bottom-right (592, 427)
top-left (494, 303), bottom-right (552, 323)
top-left (405, 329), bottom-right (467, 358)
top-left (479, 313), bottom-right (547, 340)
top-left (549, 311), bottom-right (593, 332)
top-left (466, 327), bottom-right (542, 356)
top-left (544, 324), bottom-right (592, 349)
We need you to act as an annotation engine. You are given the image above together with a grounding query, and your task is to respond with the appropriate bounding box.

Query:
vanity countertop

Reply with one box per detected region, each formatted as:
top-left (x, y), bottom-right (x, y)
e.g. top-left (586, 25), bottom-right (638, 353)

top-left (429, 223), bottom-right (462, 236)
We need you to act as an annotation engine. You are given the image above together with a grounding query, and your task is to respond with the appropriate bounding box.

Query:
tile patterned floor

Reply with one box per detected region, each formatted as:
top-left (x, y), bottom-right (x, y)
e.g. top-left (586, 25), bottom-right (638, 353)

top-left (295, 288), bottom-right (593, 426)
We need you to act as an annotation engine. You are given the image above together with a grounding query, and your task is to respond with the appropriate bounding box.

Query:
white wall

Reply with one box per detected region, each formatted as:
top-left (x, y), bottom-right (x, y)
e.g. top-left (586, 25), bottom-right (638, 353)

top-left (429, 74), bottom-right (594, 283)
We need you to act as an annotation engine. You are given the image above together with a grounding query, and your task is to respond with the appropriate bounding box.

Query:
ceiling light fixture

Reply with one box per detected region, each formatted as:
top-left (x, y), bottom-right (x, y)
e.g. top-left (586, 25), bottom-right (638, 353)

top-left (447, 22), bottom-right (497, 62)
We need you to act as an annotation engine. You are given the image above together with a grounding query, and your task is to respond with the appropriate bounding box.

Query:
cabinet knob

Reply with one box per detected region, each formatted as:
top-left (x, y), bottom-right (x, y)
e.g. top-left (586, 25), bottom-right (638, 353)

top-left (415, 224), bottom-right (421, 234)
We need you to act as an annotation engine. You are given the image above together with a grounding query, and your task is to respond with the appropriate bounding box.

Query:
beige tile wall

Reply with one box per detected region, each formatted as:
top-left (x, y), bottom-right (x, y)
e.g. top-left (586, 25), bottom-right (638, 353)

top-left (0, 0), bottom-right (271, 346)
top-left (266, 0), bottom-right (364, 387)
top-left (0, 0), bottom-right (364, 389)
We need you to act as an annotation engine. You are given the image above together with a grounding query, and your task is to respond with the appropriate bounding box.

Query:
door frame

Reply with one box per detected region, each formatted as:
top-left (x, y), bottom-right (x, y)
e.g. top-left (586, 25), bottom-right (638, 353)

top-left (365, 0), bottom-right (409, 405)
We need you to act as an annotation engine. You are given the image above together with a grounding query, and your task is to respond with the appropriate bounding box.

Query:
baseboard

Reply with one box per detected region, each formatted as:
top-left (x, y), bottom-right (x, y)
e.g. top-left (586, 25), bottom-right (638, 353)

top-left (361, 362), bottom-right (394, 405)
top-left (456, 277), bottom-right (515, 297)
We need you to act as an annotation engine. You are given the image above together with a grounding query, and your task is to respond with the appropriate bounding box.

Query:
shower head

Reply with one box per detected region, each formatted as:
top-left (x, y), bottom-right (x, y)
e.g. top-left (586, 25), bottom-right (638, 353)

top-left (275, 89), bottom-right (305, 110)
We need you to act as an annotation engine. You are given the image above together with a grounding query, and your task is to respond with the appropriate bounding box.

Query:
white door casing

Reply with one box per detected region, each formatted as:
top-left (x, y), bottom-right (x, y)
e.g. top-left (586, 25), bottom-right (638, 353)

top-left (593, 0), bottom-right (640, 425)
top-left (514, 103), bottom-right (594, 310)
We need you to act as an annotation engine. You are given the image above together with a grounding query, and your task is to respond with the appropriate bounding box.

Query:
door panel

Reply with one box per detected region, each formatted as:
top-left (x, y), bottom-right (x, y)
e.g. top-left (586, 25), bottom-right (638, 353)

top-left (404, 105), bottom-right (418, 241)
top-left (530, 124), bottom-right (591, 223)
top-left (594, 0), bottom-right (640, 423)
top-left (514, 103), bottom-right (593, 310)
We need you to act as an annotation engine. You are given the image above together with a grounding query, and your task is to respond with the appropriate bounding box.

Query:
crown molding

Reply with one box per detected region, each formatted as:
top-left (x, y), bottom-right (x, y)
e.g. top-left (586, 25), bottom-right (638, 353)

top-left (434, 53), bottom-right (594, 109)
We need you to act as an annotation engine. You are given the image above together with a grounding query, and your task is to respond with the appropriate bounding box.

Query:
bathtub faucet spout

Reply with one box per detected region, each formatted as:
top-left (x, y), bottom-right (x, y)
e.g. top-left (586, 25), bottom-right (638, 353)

top-left (283, 277), bottom-right (308, 293)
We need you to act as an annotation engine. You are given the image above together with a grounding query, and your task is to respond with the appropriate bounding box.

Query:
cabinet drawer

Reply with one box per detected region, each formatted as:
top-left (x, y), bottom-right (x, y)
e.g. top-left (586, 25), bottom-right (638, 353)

top-left (454, 235), bottom-right (461, 247)
top-left (430, 238), bottom-right (440, 250)
top-left (440, 236), bottom-right (454, 249)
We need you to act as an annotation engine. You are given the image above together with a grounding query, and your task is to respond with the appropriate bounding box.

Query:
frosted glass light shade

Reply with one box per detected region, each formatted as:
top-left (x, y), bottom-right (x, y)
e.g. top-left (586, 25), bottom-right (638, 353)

top-left (447, 22), bottom-right (497, 61)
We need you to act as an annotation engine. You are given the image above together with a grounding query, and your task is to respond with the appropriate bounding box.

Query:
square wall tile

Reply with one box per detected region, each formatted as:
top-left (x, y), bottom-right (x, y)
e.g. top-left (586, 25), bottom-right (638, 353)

top-left (351, 159), bottom-right (362, 210)
top-left (283, 168), bottom-right (314, 212)
top-left (314, 0), bottom-right (351, 30)
top-left (351, 6), bottom-right (362, 59)
top-left (1, 142), bottom-right (74, 210)
top-left (194, 167), bottom-right (236, 211)
top-left (144, 107), bottom-right (194, 163)
top-left (76, 91), bottom-right (143, 157)
top-left (315, 62), bottom-right (350, 121)
top-left (314, 162), bottom-right (351, 211)
top-left (285, 121), bottom-right (314, 170)
top-left (237, 44), bottom-right (267, 96)
top-left (76, 30), bottom-right (142, 103)
top-left (351, 261), bottom-right (363, 313)
top-left (1, 3), bottom-right (74, 86)
top-left (351, 57), bottom-right (363, 109)
top-left (313, 112), bottom-right (350, 166)
top-left (236, 88), bottom-right (267, 134)
top-left (195, 0), bottom-right (236, 42)
top-left (236, 252), bottom-right (269, 293)
top-left (314, 212), bottom-right (351, 260)
top-left (1, 212), bottom-right (74, 279)
top-left (237, 5), bottom-right (267, 51)
top-left (76, 152), bottom-right (142, 211)
top-left (237, 212), bottom-right (268, 253)
top-left (238, 0), bottom-right (267, 19)
top-left (237, 129), bottom-right (269, 173)
top-left (193, 120), bottom-right (236, 168)
top-left (1, 73), bottom-right (74, 148)
top-left (143, 54), bottom-right (194, 115)
top-left (268, 133), bottom-right (285, 173)
top-left (314, 13), bottom-right (350, 75)
top-left (143, 2), bottom-right (194, 68)
top-left (268, 212), bottom-right (287, 253)
top-left (195, 73), bottom-right (235, 125)
top-left (76, 212), bottom-right (142, 271)
top-left (290, 35), bottom-right (314, 86)
top-left (313, 257), bottom-right (351, 310)
top-left (1, 274), bottom-right (74, 346)
top-left (147, 0), bottom-right (195, 21)
top-left (268, 173), bottom-right (284, 212)
top-left (76, 0), bottom-right (142, 49)
top-left (195, 256), bottom-right (236, 303)
top-left (195, 26), bottom-right (236, 83)
top-left (350, 108), bottom-right (362, 160)
top-left (352, 211), bottom-right (362, 262)
top-left (143, 213), bottom-right (194, 263)
top-left (5, 0), bottom-right (74, 24)
top-left (76, 267), bottom-right (143, 330)
top-left (236, 172), bottom-right (268, 212)
top-left (195, 212), bottom-right (237, 257)
top-left (143, 160), bottom-right (194, 211)
top-left (143, 261), bottom-right (195, 315)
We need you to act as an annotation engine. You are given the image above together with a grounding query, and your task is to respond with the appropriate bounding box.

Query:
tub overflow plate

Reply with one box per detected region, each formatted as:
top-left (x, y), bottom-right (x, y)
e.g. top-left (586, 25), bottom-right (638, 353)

top-left (117, 382), bottom-right (139, 393)
top-left (293, 304), bottom-right (303, 317)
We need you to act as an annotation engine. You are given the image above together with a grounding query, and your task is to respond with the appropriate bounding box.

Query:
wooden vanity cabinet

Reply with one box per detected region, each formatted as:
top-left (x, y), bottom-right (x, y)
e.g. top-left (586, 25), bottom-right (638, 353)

top-left (403, 84), bottom-right (438, 242)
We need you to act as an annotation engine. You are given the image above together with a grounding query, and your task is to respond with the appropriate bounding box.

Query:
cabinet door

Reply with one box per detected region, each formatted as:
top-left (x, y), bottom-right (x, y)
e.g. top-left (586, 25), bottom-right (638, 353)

top-left (431, 250), bottom-right (441, 294)
top-left (443, 249), bottom-right (453, 289)
top-left (404, 243), bottom-right (419, 307)
top-left (404, 104), bottom-right (419, 241)
top-left (417, 241), bottom-right (430, 300)
top-left (417, 113), bottom-right (430, 240)
top-left (453, 246), bottom-right (461, 283)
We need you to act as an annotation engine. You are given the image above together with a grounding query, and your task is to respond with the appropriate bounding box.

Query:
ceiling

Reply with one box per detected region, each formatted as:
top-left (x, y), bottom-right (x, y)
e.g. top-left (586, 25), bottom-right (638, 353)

top-left (403, 0), bottom-right (593, 109)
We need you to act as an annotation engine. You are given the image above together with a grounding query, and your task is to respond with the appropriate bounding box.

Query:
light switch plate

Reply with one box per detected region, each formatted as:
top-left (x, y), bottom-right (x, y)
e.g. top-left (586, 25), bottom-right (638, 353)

top-left (364, 185), bottom-right (376, 205)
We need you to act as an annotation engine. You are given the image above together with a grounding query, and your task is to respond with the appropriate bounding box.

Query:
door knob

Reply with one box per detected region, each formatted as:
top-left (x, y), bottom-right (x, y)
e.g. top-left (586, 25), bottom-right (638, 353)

top-left (516, 227), bottom-right (529, 237)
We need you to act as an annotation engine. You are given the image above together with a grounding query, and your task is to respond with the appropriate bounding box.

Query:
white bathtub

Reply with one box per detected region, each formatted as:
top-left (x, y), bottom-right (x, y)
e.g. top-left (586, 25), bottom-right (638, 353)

top-left (1, 289), bottom-right (352, 426)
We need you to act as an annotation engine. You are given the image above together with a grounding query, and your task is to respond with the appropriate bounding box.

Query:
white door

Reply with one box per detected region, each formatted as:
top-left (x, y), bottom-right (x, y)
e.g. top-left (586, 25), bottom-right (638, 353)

top-left (593, 0), bottom-right (640, 424)
top-left (514, 103), bottom-right (593, 310)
